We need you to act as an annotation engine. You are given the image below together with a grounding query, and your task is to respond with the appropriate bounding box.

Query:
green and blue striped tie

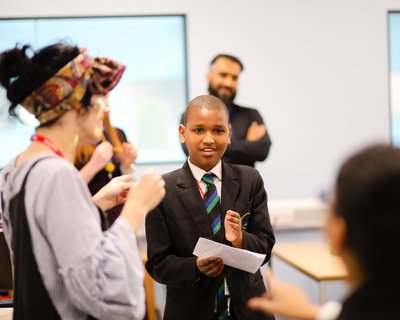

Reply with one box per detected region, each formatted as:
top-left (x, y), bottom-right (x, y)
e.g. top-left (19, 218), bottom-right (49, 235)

top-left (202, 173), bottom-right (228, 319)
top-left (202, 173), bottom-right (222, 237)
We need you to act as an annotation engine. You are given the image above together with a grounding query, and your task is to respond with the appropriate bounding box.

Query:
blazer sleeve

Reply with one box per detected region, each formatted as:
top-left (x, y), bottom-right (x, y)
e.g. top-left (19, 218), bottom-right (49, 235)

top-left (145, 204), bottom-right (207, 289)
top-left (225, 109), bottom-right (271, 164)
top-left (225, 132), bottom-right (271, 163)
top-left (241, 169), bottom-right (275, 264)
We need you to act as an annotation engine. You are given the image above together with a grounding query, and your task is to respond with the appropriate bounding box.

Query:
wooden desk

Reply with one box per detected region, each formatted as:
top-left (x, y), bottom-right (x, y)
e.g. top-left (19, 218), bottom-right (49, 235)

top-left (272, 242), bottom-right (347, 303)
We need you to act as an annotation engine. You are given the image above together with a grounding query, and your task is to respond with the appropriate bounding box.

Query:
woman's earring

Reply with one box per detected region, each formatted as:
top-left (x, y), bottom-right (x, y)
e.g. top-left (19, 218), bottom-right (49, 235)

top-left (71, 133), bottom-right (79, 148)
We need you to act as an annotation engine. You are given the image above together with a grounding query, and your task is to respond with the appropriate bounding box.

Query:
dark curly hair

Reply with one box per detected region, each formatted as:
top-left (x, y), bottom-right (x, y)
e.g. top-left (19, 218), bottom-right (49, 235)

top-left (0, 42), bottom-right (92, 123)
top-left (334, 144), bottom-right (400, 282)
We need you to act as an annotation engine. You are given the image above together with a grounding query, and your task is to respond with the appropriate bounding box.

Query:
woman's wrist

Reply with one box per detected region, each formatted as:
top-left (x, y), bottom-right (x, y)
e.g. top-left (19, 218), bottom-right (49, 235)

top-left (120, 202), bottom-right (147, 231)
top-left (120, 163), bottom-right (135, 175)
top-left (92, 193), bottom-right (106, 212)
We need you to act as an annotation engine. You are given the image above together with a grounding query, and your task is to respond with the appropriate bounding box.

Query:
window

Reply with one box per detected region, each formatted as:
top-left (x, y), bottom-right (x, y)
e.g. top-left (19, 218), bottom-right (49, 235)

top-left (0, 15), bottom-right (188, 168)
top-left (388, 12), bottom-right (400, 147)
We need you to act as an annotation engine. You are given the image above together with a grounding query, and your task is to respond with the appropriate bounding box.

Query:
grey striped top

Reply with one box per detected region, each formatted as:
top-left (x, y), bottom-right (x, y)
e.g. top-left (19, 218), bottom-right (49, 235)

top-left (0, 154), bottom-right (145, 320)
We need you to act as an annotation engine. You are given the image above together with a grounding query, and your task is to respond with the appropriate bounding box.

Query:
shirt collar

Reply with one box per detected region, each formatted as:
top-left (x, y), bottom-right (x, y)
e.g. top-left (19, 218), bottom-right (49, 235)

top-left (187, 158), bottom-right (222, 182)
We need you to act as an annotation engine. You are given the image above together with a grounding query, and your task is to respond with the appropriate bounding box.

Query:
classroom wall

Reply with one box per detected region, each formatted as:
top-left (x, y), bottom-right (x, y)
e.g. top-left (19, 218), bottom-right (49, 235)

top-left (1, 0), bottom-right (398, 200)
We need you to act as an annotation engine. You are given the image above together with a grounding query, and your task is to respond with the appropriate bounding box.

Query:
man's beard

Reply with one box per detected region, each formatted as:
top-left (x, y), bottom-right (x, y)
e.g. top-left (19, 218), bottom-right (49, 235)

top-left (208, 84), bottom-right (236, 107)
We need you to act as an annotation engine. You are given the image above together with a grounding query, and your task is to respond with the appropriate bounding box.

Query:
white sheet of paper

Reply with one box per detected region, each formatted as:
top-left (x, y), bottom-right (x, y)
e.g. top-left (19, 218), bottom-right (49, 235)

top-left (192, 237), bottom-right (266, 274)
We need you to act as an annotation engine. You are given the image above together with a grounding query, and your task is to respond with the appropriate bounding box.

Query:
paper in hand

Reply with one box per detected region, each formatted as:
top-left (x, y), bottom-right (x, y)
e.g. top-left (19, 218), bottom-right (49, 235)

top-left (193, 237), bottom-right (266, 274)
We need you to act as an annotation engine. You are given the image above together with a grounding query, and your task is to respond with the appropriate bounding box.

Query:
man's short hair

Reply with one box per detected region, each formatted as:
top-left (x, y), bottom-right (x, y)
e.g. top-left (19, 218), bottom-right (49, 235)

top-left (210, 54), bottom-right (244, 71)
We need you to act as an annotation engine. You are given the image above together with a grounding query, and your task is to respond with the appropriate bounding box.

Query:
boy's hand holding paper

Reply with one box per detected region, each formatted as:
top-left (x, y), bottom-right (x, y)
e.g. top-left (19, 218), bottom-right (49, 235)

top-left (193, 237), bottom-right (266, 274)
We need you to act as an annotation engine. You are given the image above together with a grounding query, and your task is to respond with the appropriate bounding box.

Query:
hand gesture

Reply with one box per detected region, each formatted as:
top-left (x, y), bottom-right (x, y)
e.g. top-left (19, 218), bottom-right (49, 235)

top-left (88, 141), bottom-right (113, 172)
top-left (117, 141), bottom-right (138, 174)
top-left (225, 210), bottom-right (243, 248)
top-left (120, 168), bottom-right (166, 230)
top-left (247, 268), bottom-right (319, 320)
top-left (92, 175), bottom-right (134, 211)
top-left (246, 122), bottom-right (266, 141)
top-left (196, 257), bottom-right (224, 277)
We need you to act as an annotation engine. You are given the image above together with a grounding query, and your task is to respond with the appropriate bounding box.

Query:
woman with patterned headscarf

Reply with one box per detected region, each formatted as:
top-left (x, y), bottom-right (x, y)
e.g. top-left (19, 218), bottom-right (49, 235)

top-left (0, 42), bottom-right (165, 320)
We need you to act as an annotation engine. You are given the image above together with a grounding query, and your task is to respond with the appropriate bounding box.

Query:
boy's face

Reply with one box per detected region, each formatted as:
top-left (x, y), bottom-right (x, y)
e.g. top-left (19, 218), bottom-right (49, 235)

top-left (179, 107), bottom-right (231, 172)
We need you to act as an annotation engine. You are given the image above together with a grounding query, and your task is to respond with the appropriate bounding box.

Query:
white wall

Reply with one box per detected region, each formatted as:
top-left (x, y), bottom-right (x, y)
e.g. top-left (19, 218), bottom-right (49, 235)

top-left (1, 0), bottom-right (398, 199)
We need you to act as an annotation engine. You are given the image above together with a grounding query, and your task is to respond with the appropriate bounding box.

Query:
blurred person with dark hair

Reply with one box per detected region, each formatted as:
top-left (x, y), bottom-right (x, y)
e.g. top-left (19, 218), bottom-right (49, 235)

top-left (248, 144), bottom-right (400, 320)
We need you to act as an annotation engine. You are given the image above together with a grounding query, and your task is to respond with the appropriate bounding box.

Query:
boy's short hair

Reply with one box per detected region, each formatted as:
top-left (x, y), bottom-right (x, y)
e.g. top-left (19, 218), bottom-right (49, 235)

top-left (182, 95), bottom-right (229, 125)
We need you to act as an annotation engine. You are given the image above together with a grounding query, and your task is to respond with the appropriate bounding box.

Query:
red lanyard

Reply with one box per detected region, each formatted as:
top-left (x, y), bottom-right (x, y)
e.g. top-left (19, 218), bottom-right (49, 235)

top-left (196, 180), bottom-right (205, 199)
top-left (31, 134), bottom-right (65, 158)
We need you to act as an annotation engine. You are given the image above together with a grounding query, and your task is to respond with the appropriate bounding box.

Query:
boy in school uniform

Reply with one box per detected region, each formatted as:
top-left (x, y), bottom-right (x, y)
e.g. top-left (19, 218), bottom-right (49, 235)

top-left (145, 95), bottom-right (275, 320)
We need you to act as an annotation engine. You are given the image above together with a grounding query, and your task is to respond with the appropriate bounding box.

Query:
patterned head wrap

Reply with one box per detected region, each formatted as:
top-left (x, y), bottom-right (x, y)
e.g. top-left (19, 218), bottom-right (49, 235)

top-left (21, 48), bottom-right (125, 124)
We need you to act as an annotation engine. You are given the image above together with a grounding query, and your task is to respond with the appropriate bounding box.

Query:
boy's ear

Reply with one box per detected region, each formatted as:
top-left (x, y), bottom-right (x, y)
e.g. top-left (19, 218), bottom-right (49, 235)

top-left (179, 124), bottom-right (186, 143)
top-left (228, 126), bottom-right (232, 144)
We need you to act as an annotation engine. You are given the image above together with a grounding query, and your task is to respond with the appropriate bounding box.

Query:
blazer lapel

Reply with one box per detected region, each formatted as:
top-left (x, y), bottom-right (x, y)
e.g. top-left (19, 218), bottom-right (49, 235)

top-left (177, 163), bottom-right (214, 238)
top-left (220, 162), bottom-right (240, 220)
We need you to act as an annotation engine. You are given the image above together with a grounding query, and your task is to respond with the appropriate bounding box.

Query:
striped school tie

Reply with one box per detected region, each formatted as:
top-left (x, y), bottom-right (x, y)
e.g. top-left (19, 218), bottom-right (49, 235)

top-left (201, 173), bottom-right (228, 319)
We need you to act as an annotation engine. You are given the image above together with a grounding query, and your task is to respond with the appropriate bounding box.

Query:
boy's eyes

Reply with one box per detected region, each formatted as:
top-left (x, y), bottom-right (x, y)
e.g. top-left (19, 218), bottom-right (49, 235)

top-left (192, 128), bottom-right (225, 134)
